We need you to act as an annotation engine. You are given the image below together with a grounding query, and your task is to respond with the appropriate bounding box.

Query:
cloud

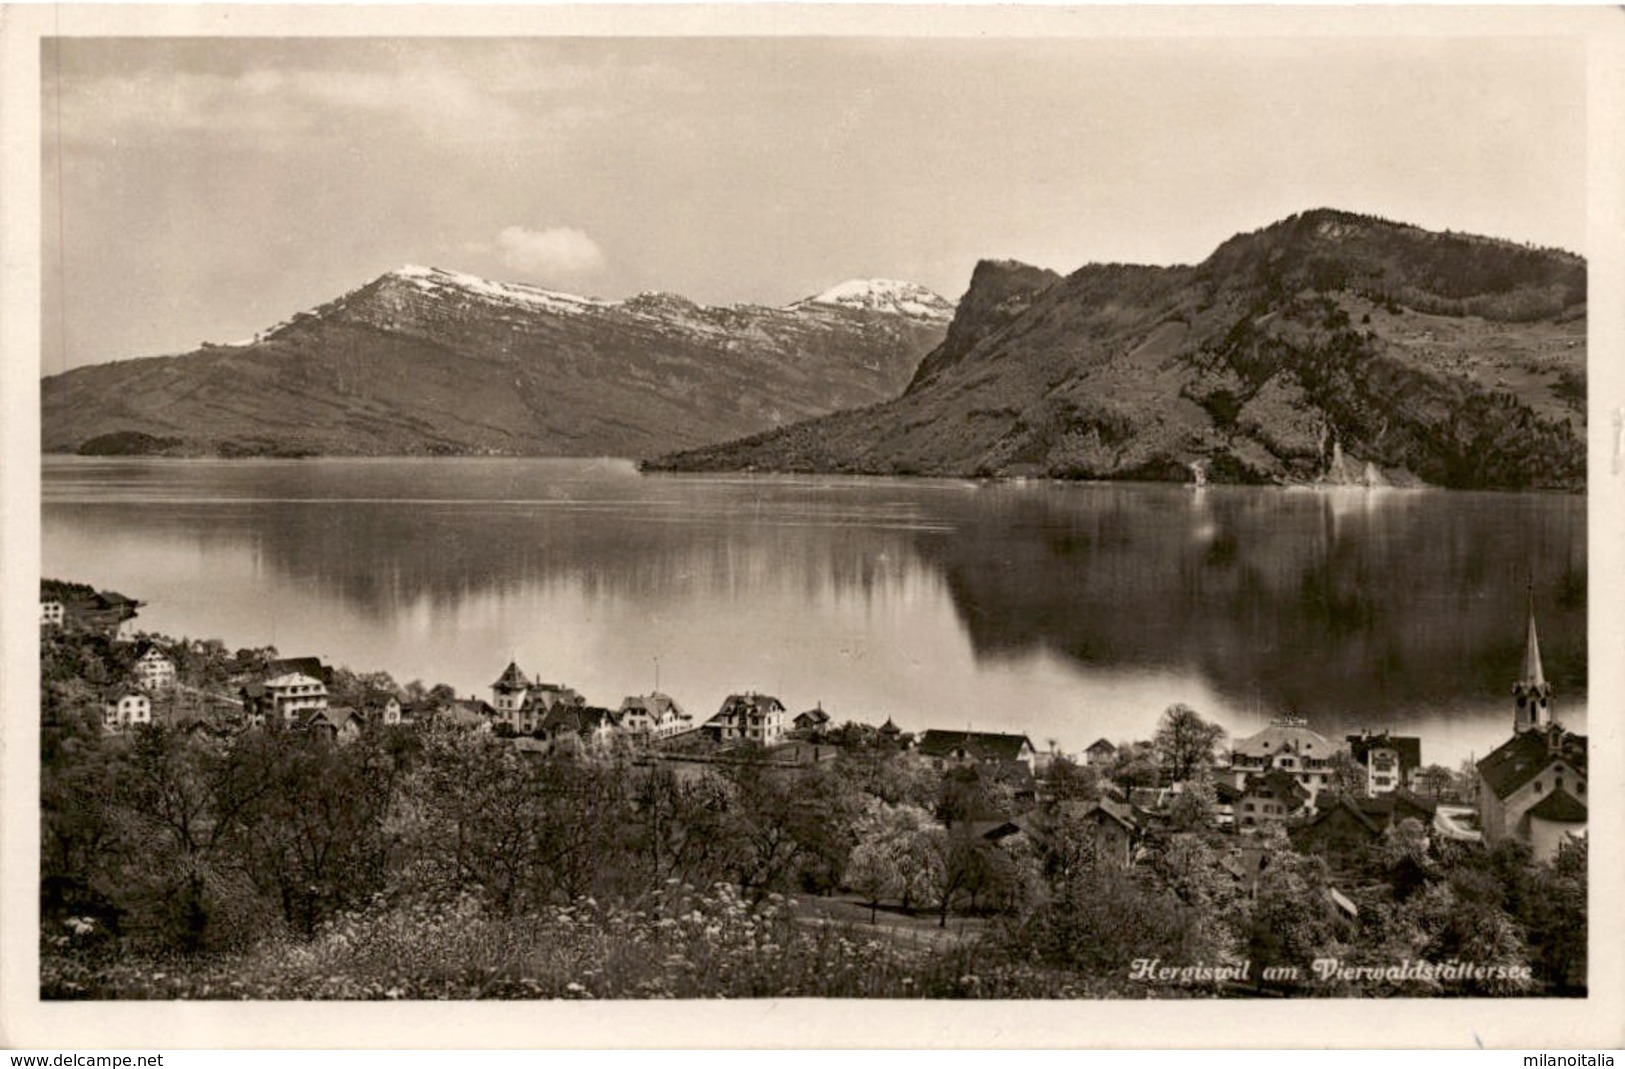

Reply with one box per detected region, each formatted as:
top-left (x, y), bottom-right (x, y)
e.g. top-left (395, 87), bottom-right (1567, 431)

top-left (496, 226), bottom-right (607, 280)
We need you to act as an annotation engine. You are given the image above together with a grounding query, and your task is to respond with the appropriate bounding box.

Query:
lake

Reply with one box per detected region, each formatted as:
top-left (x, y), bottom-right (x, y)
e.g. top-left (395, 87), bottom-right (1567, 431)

top-left (41, 457), bottom-right (1587, 768)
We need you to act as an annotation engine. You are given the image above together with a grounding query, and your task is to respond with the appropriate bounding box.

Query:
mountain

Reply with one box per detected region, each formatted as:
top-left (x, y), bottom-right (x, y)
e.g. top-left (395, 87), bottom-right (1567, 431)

top-left (788, 279), bottom-right (957, 321)
top-left (43, 266), bottom-right (951, 458)
top-left (647, 209), bottom-right (1586, 491)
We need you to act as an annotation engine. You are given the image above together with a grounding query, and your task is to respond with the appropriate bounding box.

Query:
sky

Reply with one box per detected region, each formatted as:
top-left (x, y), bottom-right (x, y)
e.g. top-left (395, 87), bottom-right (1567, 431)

top-left (41, 35), bottom-right (1588, 373)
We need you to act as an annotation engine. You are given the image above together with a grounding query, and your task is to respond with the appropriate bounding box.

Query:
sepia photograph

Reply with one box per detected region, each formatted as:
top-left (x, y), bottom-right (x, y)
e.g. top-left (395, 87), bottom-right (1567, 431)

top-left (3, 3), bottom-right (1623, 1050)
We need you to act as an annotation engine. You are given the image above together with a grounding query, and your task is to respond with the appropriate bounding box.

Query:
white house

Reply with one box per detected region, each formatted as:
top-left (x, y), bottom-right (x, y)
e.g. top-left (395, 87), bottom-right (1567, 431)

top-left (360, 691), bottom-right (403, 726)
top-left (618, 692), bottom-right (693, 741)
top-left (1226, 717), bottom-right (1339, 809)
top-left (132, 645), bottom-right (177, 691)
top-left (263, 671), bottom-right (330, 724)
top-left (1346, 731), bottom-right (1422, 796)
top-left (103, 689), bottom-right (152, 731)
top-left (916, 730), bottom-right (1038, 773)
top-left (40, 599), bottom-right (65, 627)
top-left (704, 692), bottom-right (787, 747)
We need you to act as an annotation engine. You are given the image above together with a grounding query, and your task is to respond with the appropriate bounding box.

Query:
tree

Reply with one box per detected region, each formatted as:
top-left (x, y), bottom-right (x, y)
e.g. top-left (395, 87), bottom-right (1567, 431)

top-left (1108, 739), bottom-right (1161, 791)
top-left (1521, 838), bottom-right (1587, 994)
top-left (630, 766), bottom-right (733, 889)
top-left (1167, 775), bottom-right (1217, 832)
top-left (1043, 756), bottom-right (1101, 804)
top-left (936, 765), bottom-right (1006, 827)
top-left (1248, 829), bottom-right (1342, 989)
top-left (1413, 763), bottom-right (1455, 801)
top-left (845, 800), bottom-right (942, 918)
top-left (1323, 749), bottom-right (1367, 799)
top-left (847, 836), bottom-right (903, 924)
top-left (936, 833), bottom-right (1025, 927)
top-left (1153, 704), bottom-right (1225, 784)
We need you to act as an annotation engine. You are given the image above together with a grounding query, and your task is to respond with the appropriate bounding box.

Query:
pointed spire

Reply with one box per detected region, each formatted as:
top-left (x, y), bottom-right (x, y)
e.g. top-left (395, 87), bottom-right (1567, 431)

top-left (1522, 583), bottom-right (1546, 689)
top-left (1513, 576), bottom-right (1553, 733)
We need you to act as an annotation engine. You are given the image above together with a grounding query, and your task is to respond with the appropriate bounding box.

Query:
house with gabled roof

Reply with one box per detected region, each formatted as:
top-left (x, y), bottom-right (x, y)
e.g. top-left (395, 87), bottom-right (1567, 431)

top-left (434, 697), bottom-right (497, 732)
top-left (267, 656), bottom-right (333, 685)
top-left (792, 704), bottom-right (832, 737)
top-left (1476, 595), bottom-right (1587, 862)
top-left (359, 690), bottom-right (403, 726)
top-left (1084, 738), bottom-right (1117, 767)
top-left (103, 688), bottom-right (152, 732)
top-left (1346, 730), bottom-right (1423, 795)
top-left (1229, 717), bottom-right (1338, 808)
top-left (131, 643), bottom-right (177, 692)
top-left (1236, 769), bottom-right (1310, 830)
top-left (488, 660), bottom-right (587, 735)
top-left (304, 706), bottom-right (364, 743)
top-left (917, 730), bottom-right (1037, 772)
top-left (618, 692), bottom-right (692, 742)
top-left (539, 704), bottom-right (622, 755)
top-left (1073, 797), bottom-right (1139, 866)
top-left (262, 671), bottom-right (330, 725)
top-left (1291, 790), bottom-right (1437, 867)
top-left (704, 692), bottom-right (787, 747)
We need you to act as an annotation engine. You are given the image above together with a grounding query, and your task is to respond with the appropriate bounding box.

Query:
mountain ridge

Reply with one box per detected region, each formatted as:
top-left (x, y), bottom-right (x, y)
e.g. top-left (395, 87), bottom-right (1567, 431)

top-left (648, 209), bottom-right (1586, 491)
top-left (44, 266), bottom-right (952, 459)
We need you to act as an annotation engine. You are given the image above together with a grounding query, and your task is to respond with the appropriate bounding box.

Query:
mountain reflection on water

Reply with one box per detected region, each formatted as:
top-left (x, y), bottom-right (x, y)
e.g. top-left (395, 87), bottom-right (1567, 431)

top-left (42, 457), bottom-right (1585, 765)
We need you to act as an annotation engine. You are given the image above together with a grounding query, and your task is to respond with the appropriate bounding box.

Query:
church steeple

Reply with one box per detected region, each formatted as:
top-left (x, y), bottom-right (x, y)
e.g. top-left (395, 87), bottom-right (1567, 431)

top-left (1512, 582), bottom-right (1552, 733)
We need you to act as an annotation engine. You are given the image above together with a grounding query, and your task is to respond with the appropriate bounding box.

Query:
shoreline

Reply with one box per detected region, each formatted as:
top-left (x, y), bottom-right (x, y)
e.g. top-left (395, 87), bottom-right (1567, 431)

top-left (41, 450), bottom-right (1586, 495)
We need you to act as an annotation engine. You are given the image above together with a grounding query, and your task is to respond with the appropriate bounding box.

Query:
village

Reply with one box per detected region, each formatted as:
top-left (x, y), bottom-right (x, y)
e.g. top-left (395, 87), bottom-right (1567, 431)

top-left (47, 575), bottom-right (1586, 883)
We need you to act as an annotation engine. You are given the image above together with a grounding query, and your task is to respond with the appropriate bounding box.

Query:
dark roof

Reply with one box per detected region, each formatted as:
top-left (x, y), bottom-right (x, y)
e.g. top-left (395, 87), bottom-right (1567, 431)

top-left (492, 661), bottom-right (530, 691)
top-left (1081, 797), bottom-right (1137, 831)
top-left (1476, 727), bottom-right (1587, 800)
top-left (1085, 738), bottom-right (1116, 754)
top-left (794, 707), bottom-right (831, 727)
top-left (878, 718), bottom-right (900, 735)
top-left (1212, 780), bottom-right (1243, 804)
top-left (716, 693), bottom-right (785, 716)
top-left (1302, 794), bottom-right (1385, 838)
top-left (523, 684), bottom-right (585, 712)
top-left (541, 705), bottom-right (584, 735)
top-left (964, 818), bottom-right (1023, 842)
top-left (104, 687), bottom-right (148, 702)
top-left (1242, 770), bottom-right (1310, 806)
top-left (917, 730), bottom-right (1034, 762)
top-left (270, 657), bottom-right (332, 685)
top-left (1526, 788), bottom-right (1587, 823)
top-left (1346, 732), bottom-right (1423, 774)
top-left (578, 706), bottom-right (621, 732)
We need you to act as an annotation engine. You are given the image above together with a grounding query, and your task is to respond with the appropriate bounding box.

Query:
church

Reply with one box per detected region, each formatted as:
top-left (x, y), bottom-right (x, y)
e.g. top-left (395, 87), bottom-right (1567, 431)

top-left (1475, 592), bottom-right (1587, 862)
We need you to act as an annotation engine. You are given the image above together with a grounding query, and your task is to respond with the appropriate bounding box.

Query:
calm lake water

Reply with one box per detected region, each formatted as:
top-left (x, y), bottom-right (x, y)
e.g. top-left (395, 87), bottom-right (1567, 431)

top-left (41, 457), bottom-right (1587, 768)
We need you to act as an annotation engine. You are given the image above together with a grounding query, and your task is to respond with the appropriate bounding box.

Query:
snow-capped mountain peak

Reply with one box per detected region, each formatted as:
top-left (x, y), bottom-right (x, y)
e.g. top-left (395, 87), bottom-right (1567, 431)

top-left (791, 279), bottom-right (955, 322)
top-left (386, 264), bottom-right (610, 316)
